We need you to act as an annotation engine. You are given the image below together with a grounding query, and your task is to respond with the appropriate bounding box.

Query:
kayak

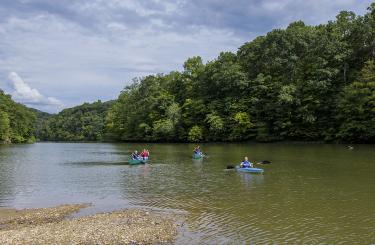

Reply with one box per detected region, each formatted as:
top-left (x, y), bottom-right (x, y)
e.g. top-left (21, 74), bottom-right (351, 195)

top-left (192, 153), bottom-right (203, 159)
top-left (236, 166), bottom-right (264, 173)
top-left (129, 158), bottom-right (148, 165)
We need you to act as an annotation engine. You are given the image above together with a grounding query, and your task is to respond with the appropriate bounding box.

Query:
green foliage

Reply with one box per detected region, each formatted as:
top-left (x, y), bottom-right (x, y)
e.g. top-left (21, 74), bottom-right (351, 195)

top-left (188, 126), bottom-right (203, 142)
top-left (153, 119), bottom-right (175, 141)
top-left (0, 111), bottom-right (10, 143)
top-left (167, 102), bottom-right (181, 127)
top-left (229, 112), bottom-right (254, 141)
top-left (337, 60), bottom-right (375, 142)
top-left (205, 112), bottom-right (224, 140)
top-left (5, 3), bottom-right (373, 143)
top-left (0, 90), bottom-right (36, 143)
top-left (104, 3), bottom-right (375, 143)
top-left (38, 100), bottom-right (114, 141)
top-left (28, 108), bottom-right (52, 140)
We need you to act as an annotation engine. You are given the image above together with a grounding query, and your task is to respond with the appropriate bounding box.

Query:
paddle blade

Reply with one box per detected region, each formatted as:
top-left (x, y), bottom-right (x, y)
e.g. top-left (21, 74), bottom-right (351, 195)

top-left (257, 160), bottom-right (271, 164)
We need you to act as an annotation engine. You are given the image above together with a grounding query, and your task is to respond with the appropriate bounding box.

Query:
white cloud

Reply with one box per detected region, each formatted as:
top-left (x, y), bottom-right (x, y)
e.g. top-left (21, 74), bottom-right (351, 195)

top-left (0, 11), bottom-right (243, 112)
top-left (0, 0), bottom-right (373, 114)
top-left (107, 22), bottom-right (127, 31)
top-left (8, 72), bottom-right (63, 109)
top-left (9, 72), bottom-right (43, 102)
top-left (261, 1), bottom-right (291, 11)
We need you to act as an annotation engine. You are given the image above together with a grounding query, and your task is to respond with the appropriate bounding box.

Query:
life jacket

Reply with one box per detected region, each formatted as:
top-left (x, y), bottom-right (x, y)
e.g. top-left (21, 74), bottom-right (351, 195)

top-left (242, 160), bottom-right (251, 168)
top-left (132, 153), bottom-right (139, 159)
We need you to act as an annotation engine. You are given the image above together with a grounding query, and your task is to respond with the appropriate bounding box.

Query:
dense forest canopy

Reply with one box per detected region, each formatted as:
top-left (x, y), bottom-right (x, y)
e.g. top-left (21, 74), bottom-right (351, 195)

top-left (106, 4), bottom-right (375, 143)
top-left (1, 3), bottom-right (375, 144)
top-left (0, 94), bottom-right (113, 143)
top-left (0, 90), bottom-right (36, 143)
top-left (37, 100), bottom-right (114, 141)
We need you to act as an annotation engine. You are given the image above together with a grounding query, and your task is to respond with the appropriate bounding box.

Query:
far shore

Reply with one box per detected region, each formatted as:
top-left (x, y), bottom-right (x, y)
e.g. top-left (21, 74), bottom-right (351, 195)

top-left (20, 140), bottom-right (371, 145)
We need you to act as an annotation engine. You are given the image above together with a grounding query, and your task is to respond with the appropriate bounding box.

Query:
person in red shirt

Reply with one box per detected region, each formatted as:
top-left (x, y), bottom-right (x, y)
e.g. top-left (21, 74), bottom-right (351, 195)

top-left (140, 149), bottom-right (150, 160)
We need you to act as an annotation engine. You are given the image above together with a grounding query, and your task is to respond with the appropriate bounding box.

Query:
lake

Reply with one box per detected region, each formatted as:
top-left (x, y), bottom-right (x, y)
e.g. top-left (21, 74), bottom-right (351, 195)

top-left (0, 142), bottom-right (374, 243)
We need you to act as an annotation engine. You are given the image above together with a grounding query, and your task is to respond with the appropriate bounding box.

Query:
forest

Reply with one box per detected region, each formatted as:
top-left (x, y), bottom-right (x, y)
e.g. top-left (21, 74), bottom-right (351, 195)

top-left (106, 4), bottom-right (375, 143)
top-left (37, 100), bottom-right (113, 141)
top-left (1, 3), bottom-right (374, 143)
top-left (0, 90), bottom-right (36, 143)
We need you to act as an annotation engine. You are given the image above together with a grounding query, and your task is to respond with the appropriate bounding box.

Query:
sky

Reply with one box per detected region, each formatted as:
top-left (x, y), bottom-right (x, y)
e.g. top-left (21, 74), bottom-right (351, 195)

top-left (0, 0), bottom-right (373, 113)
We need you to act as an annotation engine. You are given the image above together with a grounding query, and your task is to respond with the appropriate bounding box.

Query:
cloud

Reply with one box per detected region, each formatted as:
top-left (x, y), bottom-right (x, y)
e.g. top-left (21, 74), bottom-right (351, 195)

top-left (0, 9), bottom-right (243, 112)
top-left (8, 72), bottom-right (63, 110)
top-left (0, 0), bottom-right (373, 113)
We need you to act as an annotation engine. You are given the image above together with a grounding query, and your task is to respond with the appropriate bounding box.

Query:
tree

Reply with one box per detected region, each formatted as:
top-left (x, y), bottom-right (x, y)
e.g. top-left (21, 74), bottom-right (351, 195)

top-left (100, 3), bottom-right (375, 143)
top-left (38, 100), bottom-right (114, 141)
top-left (205, 112), bottom-right (225, 140)
top-left (337, 60), bottom-right (375, 142)
top-left (229, 112), bottom-right (254, 141)
top-left (0, 111), bottom-right (10, 143)
top-left (0, 90), bottom-right (36, 143)
top-left (188, 126), bottom-right (203, 142)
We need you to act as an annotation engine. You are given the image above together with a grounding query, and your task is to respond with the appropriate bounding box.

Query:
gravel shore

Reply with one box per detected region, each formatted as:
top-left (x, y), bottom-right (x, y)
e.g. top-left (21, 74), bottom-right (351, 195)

top-left (0, 204), bottom-right (177, 244)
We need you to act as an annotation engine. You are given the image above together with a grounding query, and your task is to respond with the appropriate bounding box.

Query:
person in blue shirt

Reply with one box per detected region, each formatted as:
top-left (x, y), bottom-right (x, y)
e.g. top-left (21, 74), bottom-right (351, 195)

top-left (240, 157), bottom-right (253, 168)
top-left (193, 145), bottom-right (201, 154)
top-left (131, 150), bottom-right (140, 160)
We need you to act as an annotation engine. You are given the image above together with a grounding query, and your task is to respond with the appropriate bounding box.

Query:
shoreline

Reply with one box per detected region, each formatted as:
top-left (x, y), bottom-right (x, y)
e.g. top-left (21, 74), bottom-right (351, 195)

top-left (14, 140), bottom-right (373, 145)
top-left (0, 204), bottom-right (178, 244)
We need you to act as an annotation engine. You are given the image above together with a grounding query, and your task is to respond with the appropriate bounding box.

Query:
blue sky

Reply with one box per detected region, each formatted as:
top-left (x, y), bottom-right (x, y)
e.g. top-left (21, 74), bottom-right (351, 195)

top-left (0, 0), bottom-right (373, 113)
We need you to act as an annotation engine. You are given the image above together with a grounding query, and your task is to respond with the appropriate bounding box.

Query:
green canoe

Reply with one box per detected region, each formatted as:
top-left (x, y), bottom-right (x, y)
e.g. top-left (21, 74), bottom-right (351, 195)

top-left (129, 158), bottom-right (148, 165)
top-left (192, 153), bottom-right (203, 159)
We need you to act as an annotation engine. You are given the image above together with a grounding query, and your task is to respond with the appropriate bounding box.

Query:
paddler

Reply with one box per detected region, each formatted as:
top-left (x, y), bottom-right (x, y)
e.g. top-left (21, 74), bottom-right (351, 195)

top-left (240, 157), bottom-right (253, 168)
top-left (193, 145), bottom-right (201, 154)
top-left (131, 150), bottom-right (140, 160)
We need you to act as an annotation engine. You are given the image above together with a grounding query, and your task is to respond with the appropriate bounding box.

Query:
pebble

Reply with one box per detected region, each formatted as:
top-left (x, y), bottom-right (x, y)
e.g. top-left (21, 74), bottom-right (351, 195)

top-left (0, 204), bottom-right (177, 244)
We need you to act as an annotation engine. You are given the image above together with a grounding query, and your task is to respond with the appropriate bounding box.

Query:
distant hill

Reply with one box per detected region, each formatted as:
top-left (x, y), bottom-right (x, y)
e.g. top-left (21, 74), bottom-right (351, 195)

top-left (0, 90), bottom-right (36, 143)
top-left (37, 100), bottom-right (114, 141)
top-left (27, 108), bottom-right (53, 140)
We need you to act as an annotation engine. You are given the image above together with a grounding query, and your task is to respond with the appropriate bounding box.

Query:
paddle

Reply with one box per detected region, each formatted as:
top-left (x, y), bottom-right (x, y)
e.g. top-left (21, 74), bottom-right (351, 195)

top-left (256, 160), bottom-right (271, 165)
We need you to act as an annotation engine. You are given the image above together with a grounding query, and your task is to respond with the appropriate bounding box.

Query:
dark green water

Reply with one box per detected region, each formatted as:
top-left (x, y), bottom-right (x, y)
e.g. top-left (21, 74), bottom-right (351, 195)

top-left (0, 142), bottom-right (374, 243)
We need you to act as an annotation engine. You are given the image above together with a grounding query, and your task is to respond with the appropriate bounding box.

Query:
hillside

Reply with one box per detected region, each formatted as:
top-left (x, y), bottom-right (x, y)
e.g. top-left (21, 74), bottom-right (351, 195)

top-left (0, 90), bottom-right (36, 143)
top-left (37, 100), bottom-right (114, 141)
top-left (106, 5), bottom-right (375, 143)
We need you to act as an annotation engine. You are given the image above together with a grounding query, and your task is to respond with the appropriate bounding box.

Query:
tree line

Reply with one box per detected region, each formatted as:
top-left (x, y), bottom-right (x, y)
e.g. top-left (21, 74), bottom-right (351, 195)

top-left (0, 96), bottom-right (113, 143)
top-left (37, 100), bottom-right (113, 141)
top-left (1, 3), bottom-right (374, 144)
top-left (106, 4), bottom-right (375, 143)
top-left (0, 90), bottom-right (36, 143)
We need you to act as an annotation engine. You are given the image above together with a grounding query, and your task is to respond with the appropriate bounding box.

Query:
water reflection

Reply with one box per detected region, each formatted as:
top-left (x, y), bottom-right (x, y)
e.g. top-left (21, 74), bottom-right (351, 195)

top-left (65, 161), bottom-right (129, 166)
top-left (0, 145), bottom-right (15, 206)
top-left (237, 171), bottom-right (264, 187)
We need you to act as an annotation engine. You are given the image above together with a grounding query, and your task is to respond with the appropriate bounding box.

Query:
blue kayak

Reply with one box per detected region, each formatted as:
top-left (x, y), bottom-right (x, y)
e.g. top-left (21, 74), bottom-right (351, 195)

top-left (192, 153), bottom-right (203, 159)
top-left (236, 166), bottom-right (264, 173)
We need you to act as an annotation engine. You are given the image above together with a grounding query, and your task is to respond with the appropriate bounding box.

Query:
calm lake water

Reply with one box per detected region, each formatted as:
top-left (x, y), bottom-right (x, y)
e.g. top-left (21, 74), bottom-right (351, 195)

top-left (0, 142), bottom-right (374, 243)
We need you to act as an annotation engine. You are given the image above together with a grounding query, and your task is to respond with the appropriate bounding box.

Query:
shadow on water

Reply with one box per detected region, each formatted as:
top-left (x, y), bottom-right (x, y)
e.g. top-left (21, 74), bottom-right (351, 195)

top-left (64, 161), bottom-right (131, 166)
top-left (88, 151), bottom-right (130, 156)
